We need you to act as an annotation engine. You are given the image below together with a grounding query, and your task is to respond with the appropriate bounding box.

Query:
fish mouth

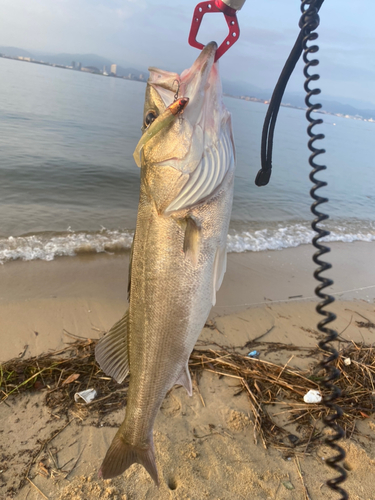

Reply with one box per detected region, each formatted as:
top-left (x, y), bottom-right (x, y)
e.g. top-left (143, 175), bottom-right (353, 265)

top-left (147, 42), bottom-right (218, 113)
top-left (180, 42), bottom-right (217, 97)
top-left (179, 42), bottom-right (218, 124)
top-left (182, 41), bottom-right (217, 83)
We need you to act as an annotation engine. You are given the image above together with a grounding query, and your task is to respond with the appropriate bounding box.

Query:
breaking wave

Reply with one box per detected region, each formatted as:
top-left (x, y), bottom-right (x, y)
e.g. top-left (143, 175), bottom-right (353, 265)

top-left (227, 222), bottom-right (375, 252)
top-left (0, 221), bottom-right (374, 264)
top-left (0, 228), bottom-right (134, 264)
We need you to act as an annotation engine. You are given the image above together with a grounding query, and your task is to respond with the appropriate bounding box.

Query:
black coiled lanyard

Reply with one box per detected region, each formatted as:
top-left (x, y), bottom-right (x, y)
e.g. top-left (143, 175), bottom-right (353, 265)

top-left (188, 1), bottom-right (348, 498)
top-left (256, 1), bottom-right (348, 498)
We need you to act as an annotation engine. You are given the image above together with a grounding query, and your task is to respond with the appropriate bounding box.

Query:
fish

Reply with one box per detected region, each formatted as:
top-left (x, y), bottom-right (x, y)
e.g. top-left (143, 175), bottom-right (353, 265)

top-left (95, 41), bottom-right (236, 485)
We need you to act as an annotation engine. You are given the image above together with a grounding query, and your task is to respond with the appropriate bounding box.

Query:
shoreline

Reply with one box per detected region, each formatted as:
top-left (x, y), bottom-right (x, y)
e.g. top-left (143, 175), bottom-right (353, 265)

top-left (1, 241), bottom-right (374, 362)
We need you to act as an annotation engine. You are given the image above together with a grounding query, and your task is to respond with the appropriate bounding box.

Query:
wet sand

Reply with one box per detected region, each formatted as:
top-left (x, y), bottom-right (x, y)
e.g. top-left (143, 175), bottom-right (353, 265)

top-left (1, 242), bottom-right (375, 499)
top-left (1, 241), bottom-right (374, 362)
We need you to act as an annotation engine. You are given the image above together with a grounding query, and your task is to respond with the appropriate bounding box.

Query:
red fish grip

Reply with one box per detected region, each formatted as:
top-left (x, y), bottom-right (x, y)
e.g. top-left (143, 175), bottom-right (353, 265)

top-left (188, 0), bottom-right (240, 62)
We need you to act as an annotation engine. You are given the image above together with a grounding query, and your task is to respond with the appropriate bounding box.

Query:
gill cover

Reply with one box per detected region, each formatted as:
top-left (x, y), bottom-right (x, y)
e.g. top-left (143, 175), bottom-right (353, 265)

top-left (138, 42), bottom-right (235, 215)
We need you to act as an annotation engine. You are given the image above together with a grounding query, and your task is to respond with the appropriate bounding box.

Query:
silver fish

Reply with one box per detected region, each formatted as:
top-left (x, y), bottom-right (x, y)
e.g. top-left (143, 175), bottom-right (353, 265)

top-left (95, 41), bottom-right (235, 485)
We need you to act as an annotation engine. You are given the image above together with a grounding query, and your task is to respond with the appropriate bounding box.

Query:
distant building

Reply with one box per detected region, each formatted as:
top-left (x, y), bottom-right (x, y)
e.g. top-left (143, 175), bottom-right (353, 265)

top-left (77, 62), bottom-right (82, 70)
top-left (110, 64), bottom-right (117, 76)
top-left (139, 74), bottom-right (144, 80)
top-left (71, 61), bottom-right (76, 69)
top-left (128, 73), bottom-right (134, 80)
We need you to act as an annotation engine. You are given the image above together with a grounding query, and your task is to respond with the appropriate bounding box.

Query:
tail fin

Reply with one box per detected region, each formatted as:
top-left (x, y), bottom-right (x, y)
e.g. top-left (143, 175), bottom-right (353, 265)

top-left (99, 434), bottom-right (159, 486)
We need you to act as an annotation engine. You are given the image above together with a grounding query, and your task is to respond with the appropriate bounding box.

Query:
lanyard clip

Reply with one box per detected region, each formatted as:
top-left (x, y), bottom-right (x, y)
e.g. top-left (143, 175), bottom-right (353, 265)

top-left (188, 0), bottom-right (240, 62)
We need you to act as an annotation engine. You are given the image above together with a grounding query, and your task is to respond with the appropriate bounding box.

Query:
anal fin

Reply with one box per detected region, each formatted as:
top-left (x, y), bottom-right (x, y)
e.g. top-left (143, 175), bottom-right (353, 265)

top-left (174, 363), bottom-right (193, 397)
top-left (95, 311), bottom-right (129, 384)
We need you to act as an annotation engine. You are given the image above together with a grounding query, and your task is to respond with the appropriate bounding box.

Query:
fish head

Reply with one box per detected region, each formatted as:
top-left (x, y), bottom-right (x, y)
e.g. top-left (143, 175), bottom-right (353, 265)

top-left (138, 42), bottom-right (235, 214)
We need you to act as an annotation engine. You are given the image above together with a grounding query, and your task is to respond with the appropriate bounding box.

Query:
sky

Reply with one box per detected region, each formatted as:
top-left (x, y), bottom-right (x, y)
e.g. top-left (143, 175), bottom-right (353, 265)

top-left (1, 0), bottom-right (374, 106)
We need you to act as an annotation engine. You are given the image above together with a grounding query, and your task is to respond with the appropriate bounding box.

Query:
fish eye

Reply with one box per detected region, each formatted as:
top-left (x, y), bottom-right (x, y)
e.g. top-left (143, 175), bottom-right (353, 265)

top-left (144, 111), bottom-right (157, 128)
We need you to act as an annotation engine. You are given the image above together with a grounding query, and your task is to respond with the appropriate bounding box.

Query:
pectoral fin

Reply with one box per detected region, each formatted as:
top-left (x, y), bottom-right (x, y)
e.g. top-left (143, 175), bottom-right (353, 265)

top-left (174, 363), bottom-right (193, 397)
top-left (95, 311), bottom-right (129, 384)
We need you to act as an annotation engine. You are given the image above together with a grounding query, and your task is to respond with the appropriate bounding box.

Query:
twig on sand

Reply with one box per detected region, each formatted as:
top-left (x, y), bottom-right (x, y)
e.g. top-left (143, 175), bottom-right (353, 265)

top-left (276, 355), bottom-right (295, 382)
top-left (241, 378), bottom-right (266, 448)
top-left (337, 315), bottom-right (353, 342)
top-left (24, 419), bottom-right (74, 486)
top-left (26, 477), bottom-right (48, 500)
top-left (47, 446), bottom-right (59, 471)
top-left (48, 418), bottom-right (75, 444)
top-left (303, 420), bottom-right (318, 456)
top-left (246, 325), bottom-right (275, 345)
top-left (64, 444), bottom-right (86, 480)
top-left (63, 329), bottom-right (91, 340)
top-left (59, 457), bottom-right (75, 472)
top-left (345, 309), bottom-right (373, 323)
top-left (193, 373), bottom-right (206, 407)
top-left (295, 457), bottom-right (312, 500)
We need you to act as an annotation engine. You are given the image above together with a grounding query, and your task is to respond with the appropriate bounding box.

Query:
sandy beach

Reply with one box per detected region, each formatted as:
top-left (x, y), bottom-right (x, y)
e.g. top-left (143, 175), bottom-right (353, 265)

top-left (1, 241), bottom-right (375, 499)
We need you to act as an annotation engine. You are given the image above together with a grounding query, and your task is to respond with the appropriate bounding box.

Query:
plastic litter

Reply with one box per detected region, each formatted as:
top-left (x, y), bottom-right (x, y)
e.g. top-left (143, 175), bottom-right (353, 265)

top-left (303, 389), bottom-right (322, 404)
top-left (344, 357), bottom-right (351, 366)
top-left (247, 350), bottom-right (260, 358)
top-left (74, 388), bottom-right (97, 404)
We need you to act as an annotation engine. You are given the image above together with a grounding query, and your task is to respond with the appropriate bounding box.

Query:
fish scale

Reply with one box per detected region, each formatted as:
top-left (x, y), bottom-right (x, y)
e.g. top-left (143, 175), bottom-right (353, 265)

top-left (95, 41), bottom-right (235, 485)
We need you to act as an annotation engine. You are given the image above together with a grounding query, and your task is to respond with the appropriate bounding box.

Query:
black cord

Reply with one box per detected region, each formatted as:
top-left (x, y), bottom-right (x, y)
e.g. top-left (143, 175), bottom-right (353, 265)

top-left (301, 1), bottom-right (348, 497)
top-left (254, 1), bottom-right (348, 496)
top-left (255, 0), bottom-right (324, 186)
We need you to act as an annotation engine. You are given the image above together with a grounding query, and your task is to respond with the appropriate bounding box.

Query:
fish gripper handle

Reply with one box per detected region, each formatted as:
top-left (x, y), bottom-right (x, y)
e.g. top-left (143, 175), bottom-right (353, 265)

top-left (188, 0), bottom-right (241, 61)
top-left (301, 1), bottom-right (348, 498)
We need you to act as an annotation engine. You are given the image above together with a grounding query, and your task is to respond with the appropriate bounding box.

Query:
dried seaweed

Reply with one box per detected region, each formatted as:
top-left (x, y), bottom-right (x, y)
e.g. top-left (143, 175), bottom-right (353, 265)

top-left (190, 341), bottom-right (375, 454)
top-left (0, 338), bottom-right (129, 417)
top-left (1, 337), bottom-right (374, 456)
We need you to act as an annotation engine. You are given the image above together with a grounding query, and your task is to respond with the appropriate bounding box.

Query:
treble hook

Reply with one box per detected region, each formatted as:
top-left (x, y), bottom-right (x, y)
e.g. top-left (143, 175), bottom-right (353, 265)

top-left (173, 80), bottom-right (180, 102)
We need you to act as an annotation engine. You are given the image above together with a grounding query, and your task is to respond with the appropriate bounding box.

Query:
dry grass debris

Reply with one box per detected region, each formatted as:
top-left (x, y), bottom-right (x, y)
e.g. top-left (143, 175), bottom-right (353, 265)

top-left (1, 335), bottom-right (374, 458)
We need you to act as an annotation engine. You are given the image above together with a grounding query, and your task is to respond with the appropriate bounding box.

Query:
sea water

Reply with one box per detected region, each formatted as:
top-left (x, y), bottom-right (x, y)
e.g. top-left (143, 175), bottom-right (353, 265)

top-left (0, 57), bottom-right (374, 264)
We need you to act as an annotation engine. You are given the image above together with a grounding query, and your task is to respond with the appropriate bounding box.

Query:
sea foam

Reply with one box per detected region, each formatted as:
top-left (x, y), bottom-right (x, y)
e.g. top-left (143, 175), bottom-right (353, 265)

top-left (0, 222), bottom-right (374, 264)
top-left (227, 222), bottom-right (375, 252)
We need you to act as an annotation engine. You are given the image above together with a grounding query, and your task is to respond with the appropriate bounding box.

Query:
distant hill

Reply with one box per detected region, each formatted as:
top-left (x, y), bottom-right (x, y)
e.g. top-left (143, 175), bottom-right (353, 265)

top-left (0, 46), bottom-right (33, 58)
top-left (223, 79), bottom-right (271, 100)
top-left (280, 91), bottom-right (375, 120)
top-left (0, 46), bottom-right (373, 119)
top-left (223, 81), bottom-right (375, 120)
top-left (318, 99), bottom-right (375, 120)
